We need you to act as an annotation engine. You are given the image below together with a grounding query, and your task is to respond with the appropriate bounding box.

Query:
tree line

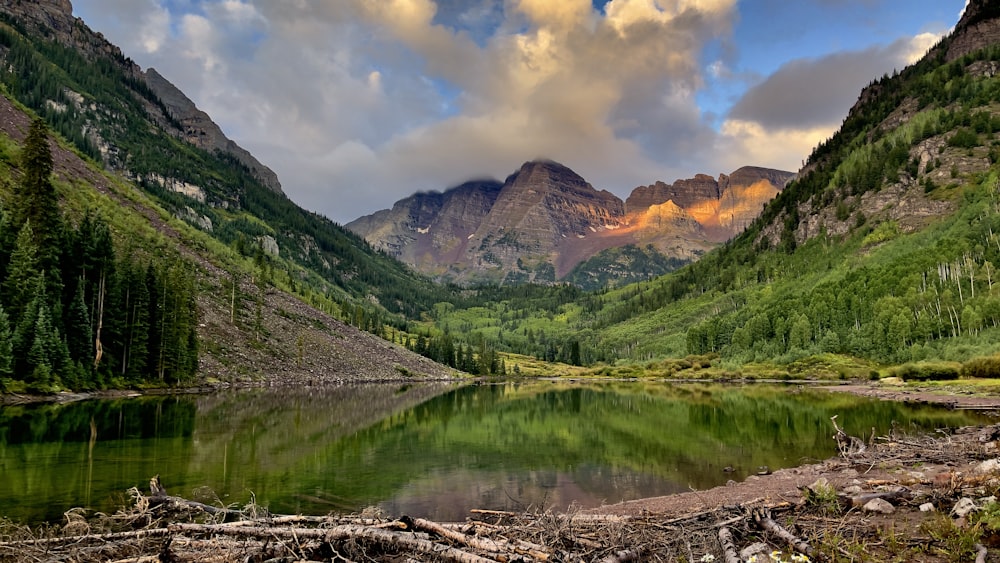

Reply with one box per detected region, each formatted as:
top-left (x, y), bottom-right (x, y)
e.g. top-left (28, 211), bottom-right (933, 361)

top-left (0, 119), bottom-right (197, 392)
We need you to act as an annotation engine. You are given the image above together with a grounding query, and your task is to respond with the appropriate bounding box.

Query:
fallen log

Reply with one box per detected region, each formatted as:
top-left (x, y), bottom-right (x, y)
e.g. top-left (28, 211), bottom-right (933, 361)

top-left (0, 526), bottom-right (171, 549)
top-left (403, 516), bottom-right (551, 561)
top-left (753, 510), bottom-right (816, 560)
top-left (441, 521), bottom-right (554, 560)
top-left (718, 526), bottom-right (741, 563)
top-left (168, 522), bottom-right (501, 563)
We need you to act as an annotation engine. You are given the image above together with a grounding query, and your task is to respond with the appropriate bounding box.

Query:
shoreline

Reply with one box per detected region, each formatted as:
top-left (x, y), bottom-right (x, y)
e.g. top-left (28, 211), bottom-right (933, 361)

top-left (5, 376), bottom-right (1000, 408)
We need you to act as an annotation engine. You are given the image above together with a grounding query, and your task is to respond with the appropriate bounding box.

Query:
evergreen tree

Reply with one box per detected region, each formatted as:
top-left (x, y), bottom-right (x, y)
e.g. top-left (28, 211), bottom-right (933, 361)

top-left (2, 221), bottom-right (40, 321)
top-left (0, 207), bottom-right (14, 285)
top-left (26, 301), bottom-right (55, 388)
top-left (65, 283), bottom-right (92, 366)
top-left (16, 118), bottom-right (62, 274)
top-left (122, 264), bottom-right (150, 382)
top-left (0, 305), bottom-right (12, 389)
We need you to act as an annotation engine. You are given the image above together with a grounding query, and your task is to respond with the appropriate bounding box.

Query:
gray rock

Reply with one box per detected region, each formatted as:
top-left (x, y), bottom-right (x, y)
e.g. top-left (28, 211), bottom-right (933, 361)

top-left (740, 542), bottom-right (770, 560)
top-left (974, 458), bottom-right (1000, 474)
top-left (863, 498), bottom-right (895, 514)
top-left (920, 502), bottom-right (936, 512)
top-left (952, 497), bottom-right (977, 518)
top-left (807, 477), bottom-right (832, 494)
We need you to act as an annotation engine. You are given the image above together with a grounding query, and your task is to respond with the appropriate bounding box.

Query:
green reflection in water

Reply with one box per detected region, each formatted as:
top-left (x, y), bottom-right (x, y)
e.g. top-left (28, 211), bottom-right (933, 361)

top-left (0, 382), bottom-right (990, 523)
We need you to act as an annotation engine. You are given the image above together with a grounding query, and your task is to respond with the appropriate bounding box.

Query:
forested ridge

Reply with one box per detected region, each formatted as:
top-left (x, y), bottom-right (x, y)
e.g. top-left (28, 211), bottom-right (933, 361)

top-left (0, 11), bottom-right (461, 335)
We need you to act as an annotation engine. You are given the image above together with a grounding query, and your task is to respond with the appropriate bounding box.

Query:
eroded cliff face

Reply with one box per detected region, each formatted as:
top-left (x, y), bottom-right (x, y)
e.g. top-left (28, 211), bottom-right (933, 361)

top-left (946, 0), bottom-right (1000, 62)
top-left (346, 180), bottom-right (504, 273)
top-left (625, 167), bottom-right (794, 242)
top-left (626, 174), bottom-right (719, 213)
top-left (756, 0), bottom-right (999, 252)
top-left (2, 0), bottom-right (137, 71)
top-left (349, 160), bottom-right (792, 285)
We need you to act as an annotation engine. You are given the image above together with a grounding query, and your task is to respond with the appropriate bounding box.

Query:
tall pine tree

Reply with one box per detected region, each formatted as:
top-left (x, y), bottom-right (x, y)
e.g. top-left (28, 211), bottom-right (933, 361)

top-left (0, 304), bottom-right (12, 390)
top-left (16, 118), bottom-right (62, 275)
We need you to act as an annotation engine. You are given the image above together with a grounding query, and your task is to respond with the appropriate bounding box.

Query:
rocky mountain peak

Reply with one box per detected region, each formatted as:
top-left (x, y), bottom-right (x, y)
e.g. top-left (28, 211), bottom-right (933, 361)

top-left (946, 0), bottom-right (1000, 62)
top-left (625, 173), bottom-right (720, 213)
top-left (349, 160), bottom-right (790, 285)
top-left (2, 0), bottom-right (136, 70)
top-left (505, 160), bottom-right (595, 195)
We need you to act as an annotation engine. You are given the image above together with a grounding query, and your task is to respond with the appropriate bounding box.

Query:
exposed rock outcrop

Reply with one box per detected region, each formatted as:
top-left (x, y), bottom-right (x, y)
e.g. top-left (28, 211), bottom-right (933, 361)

top-left (945, 0), bottom-right (1000, 62)
top-left (346, 180), bottom-right (503, 272)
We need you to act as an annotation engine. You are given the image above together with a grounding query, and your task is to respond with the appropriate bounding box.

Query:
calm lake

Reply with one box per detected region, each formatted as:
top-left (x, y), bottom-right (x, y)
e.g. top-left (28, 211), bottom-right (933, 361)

top-left (0, 381), bottom-right (991, 523)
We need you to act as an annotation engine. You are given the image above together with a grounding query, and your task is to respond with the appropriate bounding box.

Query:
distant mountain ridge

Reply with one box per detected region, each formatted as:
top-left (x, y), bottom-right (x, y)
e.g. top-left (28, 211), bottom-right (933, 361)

top-left (347, 161), bottom-right (794, 286)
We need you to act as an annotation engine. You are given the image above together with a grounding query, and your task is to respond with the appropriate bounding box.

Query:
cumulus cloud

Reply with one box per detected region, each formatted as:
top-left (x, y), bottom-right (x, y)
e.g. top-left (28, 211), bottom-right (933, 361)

top-left (728, 36), bottom-right (929, 131)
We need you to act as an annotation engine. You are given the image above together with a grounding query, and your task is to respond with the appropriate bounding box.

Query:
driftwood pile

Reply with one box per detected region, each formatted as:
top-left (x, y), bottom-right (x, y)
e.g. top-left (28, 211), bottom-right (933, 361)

top-left (3, 420), bottom-right (1000, 562)
top-left (0, 481), bottom-right (807, 563)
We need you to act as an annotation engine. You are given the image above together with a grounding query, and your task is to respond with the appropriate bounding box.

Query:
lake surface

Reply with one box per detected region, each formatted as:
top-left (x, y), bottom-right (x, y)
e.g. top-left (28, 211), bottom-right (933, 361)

top-left (0, 381), bottom-right (991, 523)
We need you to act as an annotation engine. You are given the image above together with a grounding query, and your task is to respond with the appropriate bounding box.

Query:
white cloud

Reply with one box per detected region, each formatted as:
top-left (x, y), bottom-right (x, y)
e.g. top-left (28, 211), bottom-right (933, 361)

top-left (138, 4), bottom-right (170, 53)
top-left (905, 32), bottom-right (941, 63)
top-left (717, 118), bottom-right (832, 173)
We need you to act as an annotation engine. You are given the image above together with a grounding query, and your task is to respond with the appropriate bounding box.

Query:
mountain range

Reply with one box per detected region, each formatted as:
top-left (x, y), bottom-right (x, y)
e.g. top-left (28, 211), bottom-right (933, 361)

top-left (347, 161), bottom-right (793, 287)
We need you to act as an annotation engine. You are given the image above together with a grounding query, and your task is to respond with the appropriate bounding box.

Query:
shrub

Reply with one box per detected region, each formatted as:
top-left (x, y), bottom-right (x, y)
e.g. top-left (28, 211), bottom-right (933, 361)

top-left (962, 356), bottom-right (1000, 379)
top-left (948, 127), bottom-right (980, 149)
top-left (890, 362), bottom-right (960, 381)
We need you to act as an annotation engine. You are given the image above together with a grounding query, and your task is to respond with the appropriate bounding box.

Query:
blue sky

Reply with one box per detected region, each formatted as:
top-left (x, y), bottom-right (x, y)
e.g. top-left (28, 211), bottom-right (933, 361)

top-left (71, 0), bottom-right (967, 224)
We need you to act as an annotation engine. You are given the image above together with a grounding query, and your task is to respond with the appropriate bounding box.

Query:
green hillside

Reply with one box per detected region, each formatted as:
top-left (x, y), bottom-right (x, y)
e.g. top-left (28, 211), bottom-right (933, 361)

top-left (0, 9), bottom-right (453, 327)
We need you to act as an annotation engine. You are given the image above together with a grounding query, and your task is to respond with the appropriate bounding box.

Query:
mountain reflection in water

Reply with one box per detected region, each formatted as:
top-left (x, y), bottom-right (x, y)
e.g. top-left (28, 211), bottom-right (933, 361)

top-left (0, 381), bottom-right (989, 523)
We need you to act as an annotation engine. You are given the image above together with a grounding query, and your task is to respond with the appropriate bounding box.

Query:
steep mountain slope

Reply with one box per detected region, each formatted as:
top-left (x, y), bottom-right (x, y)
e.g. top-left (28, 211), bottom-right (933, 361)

top-left (348, 161), bottom-right (792, 287)
top-left (345, 179), bottom-right (504, 273)
top-left (587, 0), bottom-right (1000, 365)
top-left (0, 1), bottom-right (459, 386)
top-left (0, 0), bottom-right (462, 317)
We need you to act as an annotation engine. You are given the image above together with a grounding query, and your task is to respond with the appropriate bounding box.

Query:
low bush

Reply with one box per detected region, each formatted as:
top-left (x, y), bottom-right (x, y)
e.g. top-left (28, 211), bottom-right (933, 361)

top-left (890, 362), bottom-right (960, 381)
top-left (962, 356), bottom-right (1000, 379)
